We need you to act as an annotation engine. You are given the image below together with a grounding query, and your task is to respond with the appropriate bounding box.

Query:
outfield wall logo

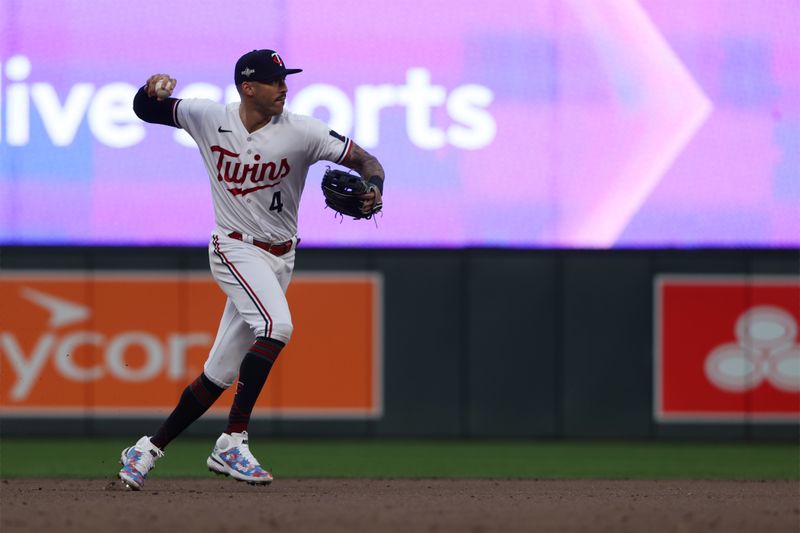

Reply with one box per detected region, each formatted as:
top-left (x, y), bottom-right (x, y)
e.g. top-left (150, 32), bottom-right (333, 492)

top-left (655, 275), bottom-right (800, 423)
top-left (0, 272), bottom-right (383, 418)
top-left (705, 306), bottom-right (800, 394)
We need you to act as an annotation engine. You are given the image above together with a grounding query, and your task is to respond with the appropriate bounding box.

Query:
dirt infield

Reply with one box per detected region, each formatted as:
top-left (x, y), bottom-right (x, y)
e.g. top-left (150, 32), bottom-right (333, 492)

top-left (1, 479), bottom-right (798, 532)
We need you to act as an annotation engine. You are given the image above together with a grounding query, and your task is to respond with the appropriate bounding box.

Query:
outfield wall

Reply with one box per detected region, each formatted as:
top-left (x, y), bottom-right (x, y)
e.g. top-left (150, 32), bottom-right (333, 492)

top-left (1, 247), bottom-right (798, 441)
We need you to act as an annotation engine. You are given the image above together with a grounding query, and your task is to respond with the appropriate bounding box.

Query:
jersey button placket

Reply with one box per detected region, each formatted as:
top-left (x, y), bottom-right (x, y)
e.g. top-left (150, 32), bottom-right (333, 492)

top-left (245, 137), bottom-right (253, 203)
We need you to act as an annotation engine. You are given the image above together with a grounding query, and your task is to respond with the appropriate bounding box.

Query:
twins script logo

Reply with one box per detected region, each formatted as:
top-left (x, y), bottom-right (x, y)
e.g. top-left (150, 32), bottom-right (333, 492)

top-left (211, 145), bottom-right (290, 196)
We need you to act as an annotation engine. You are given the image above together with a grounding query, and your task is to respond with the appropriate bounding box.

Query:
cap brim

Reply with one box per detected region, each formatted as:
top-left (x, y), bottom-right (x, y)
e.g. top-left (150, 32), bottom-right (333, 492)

top-left (260, 69), bottom-right (302, 83)
top-left (238, 68), bottom-right (304, 85)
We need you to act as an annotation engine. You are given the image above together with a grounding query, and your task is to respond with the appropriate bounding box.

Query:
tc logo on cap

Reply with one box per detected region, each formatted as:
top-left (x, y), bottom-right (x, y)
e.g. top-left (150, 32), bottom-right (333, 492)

top-left (271, 52), bottom-right (284, 66)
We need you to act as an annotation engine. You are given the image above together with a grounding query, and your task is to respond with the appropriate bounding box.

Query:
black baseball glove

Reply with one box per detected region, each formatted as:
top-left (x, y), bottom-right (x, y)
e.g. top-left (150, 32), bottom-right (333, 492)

top-left (321, 168), bottom-right (382, 220)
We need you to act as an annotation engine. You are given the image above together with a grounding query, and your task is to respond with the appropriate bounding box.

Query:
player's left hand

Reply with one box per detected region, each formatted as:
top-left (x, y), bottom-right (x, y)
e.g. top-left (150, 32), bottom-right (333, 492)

top-left (359, 186), bottom-right (382, 215)
top-left (321, 168), bottom-right (382, 220)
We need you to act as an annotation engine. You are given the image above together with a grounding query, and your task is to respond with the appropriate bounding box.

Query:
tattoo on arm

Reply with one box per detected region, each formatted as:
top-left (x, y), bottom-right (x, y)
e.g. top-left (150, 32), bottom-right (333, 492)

top-left (343, 143), bottom-right (385, 180)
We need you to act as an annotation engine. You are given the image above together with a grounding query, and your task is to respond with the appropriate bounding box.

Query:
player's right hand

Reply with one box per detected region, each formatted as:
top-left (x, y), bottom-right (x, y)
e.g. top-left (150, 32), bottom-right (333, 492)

top-left (144, 74), bottom-right (177, 101)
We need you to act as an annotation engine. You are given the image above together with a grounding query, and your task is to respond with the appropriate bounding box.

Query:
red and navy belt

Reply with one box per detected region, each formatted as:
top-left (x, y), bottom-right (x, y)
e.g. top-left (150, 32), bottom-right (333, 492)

top-left (227, 232), bottom-right (294, 256)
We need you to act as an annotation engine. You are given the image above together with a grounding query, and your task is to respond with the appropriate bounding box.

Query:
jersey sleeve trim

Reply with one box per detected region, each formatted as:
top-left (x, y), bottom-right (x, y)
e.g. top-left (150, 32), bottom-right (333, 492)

top-left (132, 85), bottom-right (182, 128)
top-left (335, 138), bottom-right (353, 164)
top-left (173, 100), bottom-right (183, 129)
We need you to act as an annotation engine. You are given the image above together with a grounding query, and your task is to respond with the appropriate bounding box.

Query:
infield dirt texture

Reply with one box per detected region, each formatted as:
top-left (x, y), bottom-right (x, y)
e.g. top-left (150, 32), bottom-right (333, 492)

top-left (1, 440), bottom-right (798, 531)
top-left (2, 478), bottom-right (798, 532)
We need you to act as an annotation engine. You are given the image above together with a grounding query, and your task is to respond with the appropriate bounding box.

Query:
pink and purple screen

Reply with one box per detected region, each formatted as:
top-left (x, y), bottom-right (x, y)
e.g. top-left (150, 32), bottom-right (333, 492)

top-left (1, 0), bottom-right (798, 247)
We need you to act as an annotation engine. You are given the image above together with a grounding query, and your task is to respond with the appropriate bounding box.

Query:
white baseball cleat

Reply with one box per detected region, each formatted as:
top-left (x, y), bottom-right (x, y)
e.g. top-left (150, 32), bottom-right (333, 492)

top-left (207, 431), bottom-right (273, 485)
top-left (118, 436), bottom-right (164, 490)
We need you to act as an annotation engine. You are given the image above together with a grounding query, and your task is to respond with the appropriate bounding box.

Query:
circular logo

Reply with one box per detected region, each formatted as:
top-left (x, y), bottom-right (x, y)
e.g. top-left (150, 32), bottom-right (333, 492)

top-left (706, 306), bottom-right (800, 393)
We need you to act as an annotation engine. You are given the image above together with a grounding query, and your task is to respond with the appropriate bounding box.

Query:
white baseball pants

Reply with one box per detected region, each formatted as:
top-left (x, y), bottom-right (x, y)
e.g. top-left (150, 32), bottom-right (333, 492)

top-left (202, 232), bottom-right (295, 388)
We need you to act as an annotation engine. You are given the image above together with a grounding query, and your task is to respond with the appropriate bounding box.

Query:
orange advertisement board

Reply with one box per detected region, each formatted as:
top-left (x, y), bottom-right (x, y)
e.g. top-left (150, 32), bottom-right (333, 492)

top-left (0, 272), bottom-right (382, 418)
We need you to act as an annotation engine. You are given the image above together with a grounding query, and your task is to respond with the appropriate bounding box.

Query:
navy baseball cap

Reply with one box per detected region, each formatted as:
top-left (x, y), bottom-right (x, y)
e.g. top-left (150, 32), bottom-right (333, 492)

top-left (234, 49), bottom-right (302, 85)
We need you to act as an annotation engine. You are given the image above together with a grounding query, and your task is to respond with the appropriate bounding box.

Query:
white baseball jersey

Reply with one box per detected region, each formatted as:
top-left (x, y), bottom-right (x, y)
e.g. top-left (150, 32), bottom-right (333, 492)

top-left (176, 99), bottom-right (353, 242)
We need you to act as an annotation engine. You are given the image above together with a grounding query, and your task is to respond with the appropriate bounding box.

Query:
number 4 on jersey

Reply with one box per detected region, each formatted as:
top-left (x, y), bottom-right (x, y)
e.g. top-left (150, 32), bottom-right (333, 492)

top-left (270, 191), bottom-right (283, 213)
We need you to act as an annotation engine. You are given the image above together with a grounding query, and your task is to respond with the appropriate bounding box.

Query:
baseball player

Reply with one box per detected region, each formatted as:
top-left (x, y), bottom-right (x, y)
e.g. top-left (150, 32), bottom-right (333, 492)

top-left (118, 49), bottom-right (385, 490)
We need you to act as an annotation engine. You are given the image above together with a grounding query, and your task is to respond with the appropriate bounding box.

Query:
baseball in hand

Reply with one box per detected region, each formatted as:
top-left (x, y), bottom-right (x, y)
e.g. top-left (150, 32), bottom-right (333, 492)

top-left (154, 79), bottom-right (172, 99)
